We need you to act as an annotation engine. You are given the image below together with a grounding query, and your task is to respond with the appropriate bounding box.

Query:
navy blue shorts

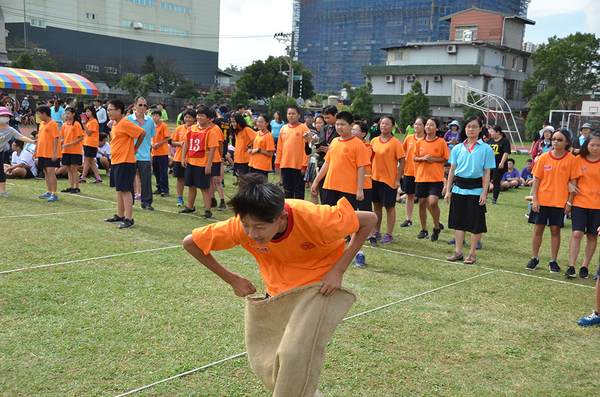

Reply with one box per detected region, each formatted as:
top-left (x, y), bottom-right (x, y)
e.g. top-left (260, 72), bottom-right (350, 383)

top-left (357, 188), bottom-right (373, 212)
top-left (415, 181), bottom-right (444, 199)
top-left (528, 205), bottom-right (565, 227)
top-left (403, 175), bottom-right (416, 195)
top-left (173, 161), bottom-right (185, 178)
top-left (211, 162), bottom-right (221, 177)
top-left (234, 162), bottom-right (249, 177)
top-left (322, 189), bottom-right (358, 209)
top-left (184, 164), bottom-right (211, 189)
top-left (571, 206), bottom-right (600, 234)
top-left (249, 168), bottom-right (269, 177)
top-left (38, 157), bottom-right (61, 169)
top-left (83, 145), bottom-right (98, 158)
top-left (372, 180), bottom-right (397, 208)
top-left (110, 163), bottom-right (135, 192)
top-left (61, 153), bottom-right (82, 166)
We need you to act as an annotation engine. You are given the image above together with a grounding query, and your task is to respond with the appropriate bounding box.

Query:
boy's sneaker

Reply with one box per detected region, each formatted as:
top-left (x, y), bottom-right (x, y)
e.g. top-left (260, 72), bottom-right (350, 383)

top-left (491, 198), bottom-right (497, 205)
top-left (354, 253), bottom-right (366, 267)
top-left (218, 201), bottom-right (227, 211)
top-left (160, 192), bottom-right (170, 197)
top-left (211, 198), bottom-right (218, 208)
top-left (579, 266), bottom-right (589, 279)
top-left (178, 207), bottom-right (196, 214)
top-left (153, 189), bottom-right (162, 195)
top-left (105, 214), bottom-right (125, 223)
top-left (476, 241), bottom-right (483, 250)
top-left (374, 231), bottom-right (382, 240)
top-left (203, 210), bottom-right (213, 219)
top-left (79, 177), bottom-right (86, 183)
top-left (47, 193), bottom-right (58, 202)
top-left (134, 193), bottom-right (141, 201)
top-left (400, 219), bottom-right (412, 227)
top-left (439, 223), bottom-right (445, 231)
top-left (118, 218), bottom-right (135, 229)
top-left (549, 260), bottom-right (561, 274)
top-left (430, 228), bottom-right (441, 242)
top-left (578, 311), bottom-right (600, 326)
top-left (417, 229), bottom-right (429, 239)
top-left (564, 266), bottom-right (576, 278)
top-left (70, 188), bottom-right (81, 194)
top-left (526, 257), bottom-right (539, 270)
top-left (0, 192), bottom-right (9, 196)
top-left (380, 233), bottom-right (394, 244)
top-left (92, 178), bottom-right (103, 184)
top-left (369, 236), bottom-right (379, 248)
top-left (176, 198), bottom-right (185, 207)
top-left (60, 188), bottom-right (73, 193)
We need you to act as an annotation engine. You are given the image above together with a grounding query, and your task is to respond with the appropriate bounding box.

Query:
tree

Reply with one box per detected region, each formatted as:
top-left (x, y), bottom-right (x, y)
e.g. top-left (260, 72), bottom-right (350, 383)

top-left (173, 78), bottom-right (198, 99)
top-left (207, 89), bottom-right (225, 102)
top-left (525, 87), bottom-right (560, 141)
top-left (10, 52), bottom-right (34, 69)
top-left (141, 54), bottom-right (156, 75)
top-left (139, 73), bottom-right (157, 98)
top-left (155, 55), bottom-right (184, 94)
top-left (342, 81), bottom-right (357, 104)
top-left (116, 73), bottom-right (140, 101)
top-left (530, 33), bottom-right (600, 110)
top-left (398, 80), bottom-right (430, 132)
top-left (268, 93), bottom-right (298, 123)
top-left (229, 89), bottom-right (250, 107)
top-left (350, 82), bottom-right (374, 124)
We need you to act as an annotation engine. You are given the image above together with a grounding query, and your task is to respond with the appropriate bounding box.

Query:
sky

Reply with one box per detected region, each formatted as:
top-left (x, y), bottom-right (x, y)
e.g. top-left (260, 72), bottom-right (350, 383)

top-left (217, 0), bottom-right (598, 70)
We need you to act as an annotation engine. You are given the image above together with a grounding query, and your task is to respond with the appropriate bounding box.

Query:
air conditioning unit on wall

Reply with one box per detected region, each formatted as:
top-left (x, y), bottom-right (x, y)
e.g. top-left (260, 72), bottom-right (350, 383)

top-left (385, 75), bottom-right (394, 83)
top-left (406, 74), bottom-right (415, 82)
top-left (447, 45), bottom-right (457, 54)
top-left (433, 75), bottom-right (442, 82)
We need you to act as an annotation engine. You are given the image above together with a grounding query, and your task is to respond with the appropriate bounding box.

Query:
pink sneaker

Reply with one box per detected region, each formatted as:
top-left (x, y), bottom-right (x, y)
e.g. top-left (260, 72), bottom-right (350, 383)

top-left (134, 193), bottom-right (141, 201)
top-left (380, 233), bottom-right (394, 244)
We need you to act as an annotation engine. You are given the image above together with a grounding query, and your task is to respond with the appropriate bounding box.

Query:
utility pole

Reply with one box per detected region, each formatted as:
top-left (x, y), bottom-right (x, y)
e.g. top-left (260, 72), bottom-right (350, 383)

top-left (23, 0), bottom-right (27, 47)
top-left (274, 31), bottom-right (295, 99)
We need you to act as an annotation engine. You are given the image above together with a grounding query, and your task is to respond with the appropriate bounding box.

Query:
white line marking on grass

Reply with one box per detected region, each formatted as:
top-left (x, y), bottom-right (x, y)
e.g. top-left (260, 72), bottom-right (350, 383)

top-left (0, 246), bottom-right (181, 275)
top-left (68, 194), bottom-right (116, 204)
top-left (501, 269), bottom-right (595, 289)
top-left (113, 271), bottom-right (496, 396)
top-left (0, 208), bottom-right (113, 219)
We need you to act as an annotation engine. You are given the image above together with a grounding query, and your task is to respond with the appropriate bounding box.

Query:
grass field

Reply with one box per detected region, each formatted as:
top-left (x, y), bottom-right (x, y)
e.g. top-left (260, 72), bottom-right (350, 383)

top-left (1, 154), bottom-right (599, 396)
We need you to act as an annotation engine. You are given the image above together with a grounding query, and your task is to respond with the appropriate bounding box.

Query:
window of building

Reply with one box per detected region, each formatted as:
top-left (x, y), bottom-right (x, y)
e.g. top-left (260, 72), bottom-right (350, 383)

top-left (394, 51), bottom-right (403, 61)
top-left (454, 25), bottom-right (478, 41)
top-left (86, 13), bottom-right (99, 20)
top-left (105, 67), bottom-right (118, 74)
top-left (522, 58), bottom-right (528, 73)
top-left (424, 80), bottom-right (429, 95)
top-left (512, 57), bottom-right (517, 70)
top-left (86, 64), bottom-right (100, 73)
top-left (159, 26), bottom-right (189, 37)
top-left (399, 80), bottom-right (405, 94)
top-left (417, 17), bottom-right (429, 26)
top-left (502, 55), bottom-right (506, 68)
top-left (505, 80), bottom-right (515, 100)
top-left (160, 2), bottom-right (190, 14)
top-left (30, 19), bottom-right (45, 28)
top-left (122, 20), bottom-right (155, 31)
top-left (356, 20), bottom-right (373, 29)
top-left (124, 0), bottom-right (155, 6)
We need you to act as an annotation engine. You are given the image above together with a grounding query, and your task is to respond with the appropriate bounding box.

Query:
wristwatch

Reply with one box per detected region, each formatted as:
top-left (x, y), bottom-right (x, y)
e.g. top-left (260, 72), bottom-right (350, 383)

top-left (257, 148), bottom-right (261, 153)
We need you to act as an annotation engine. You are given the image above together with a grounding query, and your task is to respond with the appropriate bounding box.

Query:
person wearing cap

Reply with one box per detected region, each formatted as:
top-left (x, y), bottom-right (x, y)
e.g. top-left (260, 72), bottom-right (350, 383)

top-left (443, 120), bottom-right (461, 150)
top-left (572, 122), bottom-right (592, 155)
top-left (0, 107), bottom-right (37, 196)
top-left (532, 125), bottom-right (554, 164)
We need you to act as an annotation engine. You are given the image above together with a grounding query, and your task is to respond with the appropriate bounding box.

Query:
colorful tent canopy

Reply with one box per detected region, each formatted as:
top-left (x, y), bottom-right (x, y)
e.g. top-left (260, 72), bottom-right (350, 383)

top-left (0, 67), bottom-right (99, 96)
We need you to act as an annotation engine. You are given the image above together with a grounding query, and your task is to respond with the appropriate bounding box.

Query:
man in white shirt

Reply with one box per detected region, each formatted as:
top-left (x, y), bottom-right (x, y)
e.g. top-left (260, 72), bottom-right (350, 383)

top-left (94, 98), bottom-right (107, 132)
top-left (5, 140), bottom-right (36, 178)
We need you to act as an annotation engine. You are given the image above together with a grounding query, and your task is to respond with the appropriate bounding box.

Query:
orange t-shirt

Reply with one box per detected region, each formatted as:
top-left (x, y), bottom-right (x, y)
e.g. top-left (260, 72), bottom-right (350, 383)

top-left (249, 131), bottom-right (276, 172)
top-left (110, 118), bottom-right (144, 164)
top-left (211, 124), bottom-right (224, 164)
top-left (275, 123), bottom-right (310, 170)
top-left (412, 137), bottom-right (450, 183)
top-left (573, 156), bottom-right (600, 209)
top-left (152, 122), bottom-right (172, 157)
top-left (61, 122), bottom-right (84, 155)
top-left (323, 136), bottom-right (371, 194)
top-left (532, 151), bottom-right (582, 208)
top-left (370, 135), bottom-right (406, 188)
top-left (363, 142), bottom-right (374, 190)
top-left (402, 133), bottom-right (423, 177)
top-left (37, 119), bottom-right (62, 159)
top-left (171, 124), bottom-right (189, 162)
top-left (83, 119), bottom-right (99, 148)
top-left (234, 126), bottom-right (256, 164)
top-left (185, 124), bottom-right (220, 167)
top-left (191, 198), bottom-right (359, 296)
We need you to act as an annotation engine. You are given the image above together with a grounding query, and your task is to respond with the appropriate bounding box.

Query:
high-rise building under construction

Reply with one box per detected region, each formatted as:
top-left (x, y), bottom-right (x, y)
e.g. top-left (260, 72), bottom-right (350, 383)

top-left (295, 0), bottom-right (530, 92)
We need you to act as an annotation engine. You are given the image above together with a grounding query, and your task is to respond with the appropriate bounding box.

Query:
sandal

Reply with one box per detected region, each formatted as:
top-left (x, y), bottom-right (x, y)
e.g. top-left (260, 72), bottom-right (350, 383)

top-left (447, 252), bottom-right (464, 262)
top-left (464, 254), bottom-right (477, 264)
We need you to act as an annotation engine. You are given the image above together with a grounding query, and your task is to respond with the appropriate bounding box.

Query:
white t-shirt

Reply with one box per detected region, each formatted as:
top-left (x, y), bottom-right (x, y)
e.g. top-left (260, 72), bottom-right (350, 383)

top-left (11, 149), bottom-right (37, 176)
top-left (96, 142), bottom-right (111, 162)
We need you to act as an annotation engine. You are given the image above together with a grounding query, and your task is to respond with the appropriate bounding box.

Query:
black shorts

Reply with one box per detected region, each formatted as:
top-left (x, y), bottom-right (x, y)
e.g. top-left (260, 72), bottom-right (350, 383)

top-left (322, 189), bottom-right (358, 209)
top-left (222, 142), bottom-right (228, 160)
top-left (184, 164), bottom-right (211, 189)
top-left (357, 188), bottom-right (373, 212)
top-left (38, 157), bottom-right (61, 169)
top-left (234, 162), bottom-right (249, 177)
top-left (61, 153), bottom-right (83, 166)
top-left (528, 205), bottom-right (565, 227)
top-left (83, 145), bottom-right (98, 158)
top-left (249, 168), bottom-right (269, 177)
top-left (372, 180), bottom-right (397, 208)
top-left (173, 161), bottom-right (185, 178)
top-left (403, 175), bottom-right (416, 195)
top-left (110, 162), bottom-right (135, 192)
top-left (210, 162), bottom-right (221, 177)
top-left (571, 206), bottom-right (600, 234)
top-left (415, 181), bottom-right (444, 199)
top-left (448, 193), bottom-right (487, 234)
top-left (23, 168), bottom-right (35, 179)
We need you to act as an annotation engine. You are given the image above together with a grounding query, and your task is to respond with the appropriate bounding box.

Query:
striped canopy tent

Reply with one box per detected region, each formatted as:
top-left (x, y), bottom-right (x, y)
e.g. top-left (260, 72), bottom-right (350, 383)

top-left (0, 67), bottom-right (99, 95)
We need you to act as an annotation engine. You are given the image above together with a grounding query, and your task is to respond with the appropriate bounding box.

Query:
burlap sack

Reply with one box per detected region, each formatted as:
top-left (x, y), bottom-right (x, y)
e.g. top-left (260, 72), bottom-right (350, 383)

top-left (245, 283), bottom-right (357, 397)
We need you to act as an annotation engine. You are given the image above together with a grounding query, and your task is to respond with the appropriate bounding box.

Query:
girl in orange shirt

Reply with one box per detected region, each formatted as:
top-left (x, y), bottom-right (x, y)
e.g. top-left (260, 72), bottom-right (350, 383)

top-left (81, 105), bottom-right (103, 184)
top-left (248, 114), bottom-right (275, 177)
top-left (399, 116), bottom-right (426, 228)
top-left (566, 131), bottom-right (600, 278)
top-left (231, 113), bottom-right (257, 183)
top-left (60, 107), bottom-right (84, 194)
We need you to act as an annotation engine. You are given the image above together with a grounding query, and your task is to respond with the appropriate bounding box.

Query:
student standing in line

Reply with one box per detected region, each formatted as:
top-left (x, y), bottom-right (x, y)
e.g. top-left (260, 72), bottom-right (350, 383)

top-left (231, 113), bottom-right (257, 182)
top-left (35, 106), bottom-right (62, 202)
top-left (59, 107), bottom-right (84, 194)
top-left (487, 125), bottom-right (511, 205)
top-left (151, 109), bottom-right (171, 197)
top-left (81, 105), bottom-right (103, 184)
top-left (399, 116), bottom-right (426, 228)
top-left (248, 114), bottom-right (275, 178)
top-left (170, 109), bottom-right (196, 208)
top-left (275, 106), bottom-right (310, 199)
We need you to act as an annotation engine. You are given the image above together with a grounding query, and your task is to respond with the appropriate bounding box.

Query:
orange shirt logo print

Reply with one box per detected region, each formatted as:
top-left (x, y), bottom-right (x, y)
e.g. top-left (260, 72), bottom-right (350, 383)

top-left (434, 148), bottom-right (440, 153)
top-left (560, 165), bottom-right (568, 172)
top-left (343, 147), bottom-right (350, 153)
top-left (300, 242), bottom-right (316, 250)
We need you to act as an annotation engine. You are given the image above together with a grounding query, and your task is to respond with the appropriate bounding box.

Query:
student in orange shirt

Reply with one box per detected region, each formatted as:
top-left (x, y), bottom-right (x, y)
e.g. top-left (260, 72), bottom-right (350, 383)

top-left (207, 108), bottom-right (227, 211)
top-left (565, 131), bottom-right (600, 278)
top-left (275, 106), bottom-right (310, 199)
top-left (81, 105), bottom-right (102, 184)
top-left (35, 105), bottom-right (62, 202)
top-left (400, 116), bottom-right (426, 228)
top-left (526, 129), bottom-right (582, 273)
top-left (370, 115), bottom-right (406, 244)
top-left (248, 114), bottom-right (275, 177)
top-left (231, 113), bottom-right (257, 182)
top-left (170, 108), bottom-right (196, 207)
top-left (103, 100), bottom-right (146, 229)
top-left (59, 107), bottom-right (84, 194)
top-left (182, 173), bottom-right (376, 396)
top-left (179, 106), bottom-right (220, 219)
top-left (412, 118), bottom-right (450, 242)
top-left (151, 109), bottom-right (171, 197)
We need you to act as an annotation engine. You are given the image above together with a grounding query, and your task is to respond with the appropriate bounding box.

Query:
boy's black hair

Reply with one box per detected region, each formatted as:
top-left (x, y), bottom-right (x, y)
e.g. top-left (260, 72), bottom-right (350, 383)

top-left (151, 109), bottom-right (163, 117)
top-left (36, 105), bottom-right (51, 117)
top-left (526, 158), bottom-right (533, 163)
top-left (236, 104), bottom-right (245, 111)
top-left (107, 99), bottom-right (125, 114)
top-left (507, 158), bottom-right (516, 165)
top-left (373, 116), bottom-right (380, 123)
top-left (356, 121), bottom-right (369, 136)
top-left (353, 114), bottom-right (361, 121)
top-left (196, 106), bottom-right (214, 119)
top-left (323, 105), bottom-right (338, 116)
top-left (287, 105), bottom-right (300, 114)
top-left (183, 108), bottom-right (197, 119)
top-left (336, 111), bottom-right (354, 125)
top-left (207, 107), bottom-right (217, 120)
top-left (228, 174), bottom-right (285, 223)
top-left (218, 105), bottom-right (228, 114)
top-left (13, 139), bottom-right (24, 149)
top-left (99, 132), bottom-right (107, 142)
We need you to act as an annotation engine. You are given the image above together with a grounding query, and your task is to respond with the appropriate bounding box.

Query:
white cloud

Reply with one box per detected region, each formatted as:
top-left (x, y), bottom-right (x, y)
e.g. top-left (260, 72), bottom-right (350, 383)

top-left (527, 0), bottom-right (590, 18)
top-left (584, 2), bottom-right (600, 36)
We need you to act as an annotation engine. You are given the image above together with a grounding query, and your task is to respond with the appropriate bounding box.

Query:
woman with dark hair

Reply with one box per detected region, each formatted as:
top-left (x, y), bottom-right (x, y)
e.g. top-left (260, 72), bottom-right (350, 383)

top-left (231, 113), bottom-right (256, 183)
top-left (486, 125), bottom-right (511, 205)
top-left (51, 98), bottom-right (65, 131)
top-left (81, 105), bottom-right (102, 184)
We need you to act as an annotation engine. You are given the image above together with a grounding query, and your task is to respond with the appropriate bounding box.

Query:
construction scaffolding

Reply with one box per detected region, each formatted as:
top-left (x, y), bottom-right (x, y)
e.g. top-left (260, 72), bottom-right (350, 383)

top-left (295, 0), bottom-right (531, 92)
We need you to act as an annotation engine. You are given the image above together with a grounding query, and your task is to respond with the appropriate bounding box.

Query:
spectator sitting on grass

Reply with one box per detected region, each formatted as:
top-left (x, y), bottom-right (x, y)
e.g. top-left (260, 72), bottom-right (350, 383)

top-left (500, 158), bottom-right (520, 190)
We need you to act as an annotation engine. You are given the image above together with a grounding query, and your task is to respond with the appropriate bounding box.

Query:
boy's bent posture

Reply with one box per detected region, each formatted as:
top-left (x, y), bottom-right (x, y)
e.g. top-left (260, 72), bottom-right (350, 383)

top-left (182, 174), bottom-right (376, 396)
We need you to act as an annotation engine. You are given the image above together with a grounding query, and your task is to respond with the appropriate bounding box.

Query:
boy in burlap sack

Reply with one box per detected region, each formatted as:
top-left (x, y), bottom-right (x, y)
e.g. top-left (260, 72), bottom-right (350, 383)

top-left (183, 174), bottom-right (376, 396)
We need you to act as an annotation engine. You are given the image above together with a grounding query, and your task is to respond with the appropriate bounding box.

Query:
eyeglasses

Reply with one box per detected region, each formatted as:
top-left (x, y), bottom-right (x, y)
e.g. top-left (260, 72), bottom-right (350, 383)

top-left (380, 123), bottom-right (392, 126)
top-left (106, 108), bottom-right (116, 112)
top-left (138, 104), bottom-right (147, 107)
top-left (551, 138), bottom-right (565, 142)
